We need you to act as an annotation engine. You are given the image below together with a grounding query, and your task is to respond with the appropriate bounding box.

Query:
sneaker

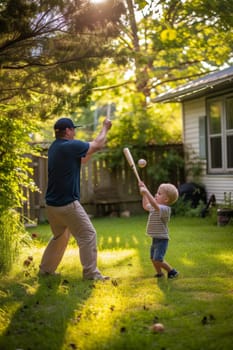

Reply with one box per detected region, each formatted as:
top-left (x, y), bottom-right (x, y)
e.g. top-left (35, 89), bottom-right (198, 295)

top-left (168, 269), bottom-right (179, 279)
top-left (93, 275), bottom-right (110, 281)
top-left (84, 273), bottom-right (110, 281)
top-left (154, 273), bottom-right (164, 278)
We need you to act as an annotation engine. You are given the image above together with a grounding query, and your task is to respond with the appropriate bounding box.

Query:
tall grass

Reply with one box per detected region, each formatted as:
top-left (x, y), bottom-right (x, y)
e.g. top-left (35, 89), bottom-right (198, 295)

top-left (0, 215), bottom-right (232, 350)
top-left (0, 209), bottom-right (30, 274)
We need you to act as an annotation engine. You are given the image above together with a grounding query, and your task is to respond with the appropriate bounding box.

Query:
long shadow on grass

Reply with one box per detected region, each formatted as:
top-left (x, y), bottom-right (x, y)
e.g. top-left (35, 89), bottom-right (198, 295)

top-left (0, 274), bottom-right (95, 350)
top-left (94, 217), bottom-right (233, 349)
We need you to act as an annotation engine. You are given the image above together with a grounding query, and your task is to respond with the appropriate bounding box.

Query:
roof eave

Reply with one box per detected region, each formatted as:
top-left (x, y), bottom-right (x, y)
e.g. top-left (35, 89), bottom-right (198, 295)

top-left (153, 75), bottom-right (233, 103)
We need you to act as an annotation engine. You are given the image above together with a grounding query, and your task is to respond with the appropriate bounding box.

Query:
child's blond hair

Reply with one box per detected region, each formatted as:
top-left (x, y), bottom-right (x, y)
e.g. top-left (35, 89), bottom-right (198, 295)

top-left (159, 183), bottom-right (179, 205)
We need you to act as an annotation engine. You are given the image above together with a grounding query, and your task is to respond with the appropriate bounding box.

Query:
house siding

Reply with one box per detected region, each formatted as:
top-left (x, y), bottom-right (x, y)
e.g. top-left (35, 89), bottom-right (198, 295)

top-left (183, 97), bottom-right (233, 203)
top-left (201, 174), bottom-right (233, 203)
top-left (183, 98), bottom-right (205, 153)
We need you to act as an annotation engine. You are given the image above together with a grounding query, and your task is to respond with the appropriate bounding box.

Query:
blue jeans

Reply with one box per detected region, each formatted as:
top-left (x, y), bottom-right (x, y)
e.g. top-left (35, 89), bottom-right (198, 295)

top-left (150, 238), bottom-right (168, 262)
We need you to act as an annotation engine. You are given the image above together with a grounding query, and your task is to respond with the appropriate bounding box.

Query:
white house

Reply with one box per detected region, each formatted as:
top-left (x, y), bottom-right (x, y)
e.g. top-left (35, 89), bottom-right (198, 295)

top-left (154, 66), bottom-right (233, 204)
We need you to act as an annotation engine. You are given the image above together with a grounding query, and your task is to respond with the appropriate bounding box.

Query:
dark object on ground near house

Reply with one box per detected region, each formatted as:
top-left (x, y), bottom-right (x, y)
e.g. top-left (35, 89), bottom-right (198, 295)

top-left (201, 194), bottom-right (216, 218)
top-left (178, 182), bottom-right (207, 208)
top-left (217, 208), bottom-right (233, 226)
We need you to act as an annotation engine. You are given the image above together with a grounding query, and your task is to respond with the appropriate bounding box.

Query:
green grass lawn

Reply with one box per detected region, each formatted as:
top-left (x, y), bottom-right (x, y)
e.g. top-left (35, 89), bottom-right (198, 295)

top-left (0, 215), bottom-right (233, 350)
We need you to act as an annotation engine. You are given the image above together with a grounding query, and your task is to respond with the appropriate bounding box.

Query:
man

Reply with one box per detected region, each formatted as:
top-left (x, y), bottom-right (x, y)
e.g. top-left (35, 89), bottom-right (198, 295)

top-left (39, 117), bottom-right (112, 280)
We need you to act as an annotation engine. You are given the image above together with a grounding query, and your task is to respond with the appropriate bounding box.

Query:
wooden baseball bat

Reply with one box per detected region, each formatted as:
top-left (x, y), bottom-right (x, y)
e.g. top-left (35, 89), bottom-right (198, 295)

top-left (123, 147), bottom-right (141, 182)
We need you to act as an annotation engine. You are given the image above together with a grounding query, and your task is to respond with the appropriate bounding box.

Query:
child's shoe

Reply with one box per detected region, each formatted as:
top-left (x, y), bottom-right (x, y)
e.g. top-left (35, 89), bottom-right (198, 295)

top-left (154, 273), bottom-right (164, 278)
top-left (168, 269), bottom-right (179, 279)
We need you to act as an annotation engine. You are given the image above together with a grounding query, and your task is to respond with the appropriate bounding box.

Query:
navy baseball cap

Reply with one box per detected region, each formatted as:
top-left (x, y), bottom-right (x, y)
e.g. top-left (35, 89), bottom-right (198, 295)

top-left (54, 118), bottom-right (81, 130)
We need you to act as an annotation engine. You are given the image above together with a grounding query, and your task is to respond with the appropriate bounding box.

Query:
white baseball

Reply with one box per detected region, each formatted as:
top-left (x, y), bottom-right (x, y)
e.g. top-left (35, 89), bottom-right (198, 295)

top-left (138, 159), bottom-right (147, 168)
top-left (151, 323), bottom-right (165, 333)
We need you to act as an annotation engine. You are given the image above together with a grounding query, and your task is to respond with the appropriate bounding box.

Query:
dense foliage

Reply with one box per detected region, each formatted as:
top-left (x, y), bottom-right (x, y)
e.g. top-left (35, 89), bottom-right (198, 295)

top-left (89, 0), bottom-right (233, 147)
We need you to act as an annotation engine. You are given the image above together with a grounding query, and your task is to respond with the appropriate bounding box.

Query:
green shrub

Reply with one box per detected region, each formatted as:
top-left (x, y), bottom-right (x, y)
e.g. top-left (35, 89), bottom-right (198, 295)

top-left (0, 112), bottom-right (38, 274)
top-left (172, 196), bottom-right (206, 217)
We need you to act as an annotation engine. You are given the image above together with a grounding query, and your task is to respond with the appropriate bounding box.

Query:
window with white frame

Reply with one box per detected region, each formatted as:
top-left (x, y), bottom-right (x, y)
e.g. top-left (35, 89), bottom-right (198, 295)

top-left (207, 94), bottom-right (233, 173)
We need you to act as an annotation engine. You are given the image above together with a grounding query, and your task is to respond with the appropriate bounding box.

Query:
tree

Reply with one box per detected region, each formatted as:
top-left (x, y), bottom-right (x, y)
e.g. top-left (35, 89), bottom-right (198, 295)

top-left (111, 0), bottom-right (233, 99)
top-left (0, 0), bottom-right (125, 109)
top-left (88, 0), bottom-right (233, 147)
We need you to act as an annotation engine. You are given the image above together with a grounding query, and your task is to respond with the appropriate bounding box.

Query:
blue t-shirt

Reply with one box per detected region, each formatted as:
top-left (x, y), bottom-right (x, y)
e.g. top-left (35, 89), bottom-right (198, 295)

top-left (46, 138), bottom-right (89, 206)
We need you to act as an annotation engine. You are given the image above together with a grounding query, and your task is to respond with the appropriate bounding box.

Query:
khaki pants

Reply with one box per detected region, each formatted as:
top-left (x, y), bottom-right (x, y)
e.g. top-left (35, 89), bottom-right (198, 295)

top-left (40, 201), bottom-right (101, 279)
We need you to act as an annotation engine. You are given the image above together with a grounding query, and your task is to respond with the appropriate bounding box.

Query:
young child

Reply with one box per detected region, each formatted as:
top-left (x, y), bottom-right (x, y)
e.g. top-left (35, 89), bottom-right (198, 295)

top-left (138, 181), bottom-right (179, 279)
